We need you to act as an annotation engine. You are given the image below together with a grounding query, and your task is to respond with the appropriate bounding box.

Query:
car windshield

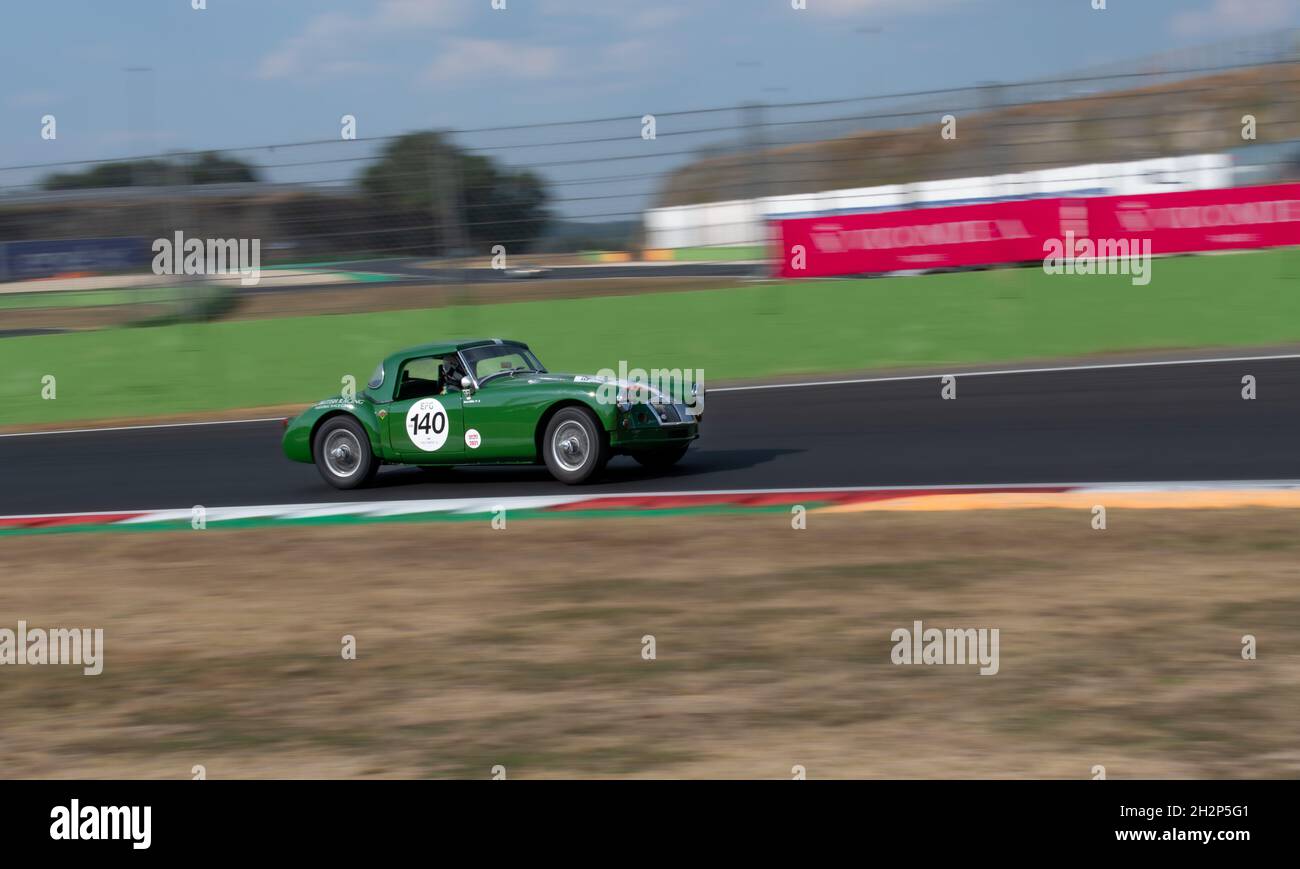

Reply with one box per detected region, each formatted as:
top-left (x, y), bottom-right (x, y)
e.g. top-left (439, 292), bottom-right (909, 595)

top-left (462, 344), bottom-right (546, 383)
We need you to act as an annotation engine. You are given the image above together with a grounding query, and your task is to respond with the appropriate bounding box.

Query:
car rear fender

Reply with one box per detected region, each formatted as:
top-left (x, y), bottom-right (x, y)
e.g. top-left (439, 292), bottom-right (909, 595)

top-left (308, 409), bottom-right (385, 461)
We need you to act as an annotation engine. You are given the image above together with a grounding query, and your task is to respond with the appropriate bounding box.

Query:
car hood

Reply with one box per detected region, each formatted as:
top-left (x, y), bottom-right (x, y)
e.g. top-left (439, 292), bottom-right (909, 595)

top-left (506, 372), bottom-right (678, 404)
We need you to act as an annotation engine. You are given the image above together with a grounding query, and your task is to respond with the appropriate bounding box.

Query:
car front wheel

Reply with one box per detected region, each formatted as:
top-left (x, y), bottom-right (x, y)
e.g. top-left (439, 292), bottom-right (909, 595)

top-left (313, 416), bottom-right (379, 489)
top-left (543, 407), bottom-right (609, 484)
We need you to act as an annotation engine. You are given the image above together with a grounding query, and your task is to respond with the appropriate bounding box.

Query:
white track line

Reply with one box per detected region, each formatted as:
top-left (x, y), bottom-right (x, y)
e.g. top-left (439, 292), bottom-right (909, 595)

top-left (5, 351), bottom-right (1300, 438)
top-left (6, 481), bottom-right (1300, 522)
top-left (0, 417), bottom-right (288, 439)
top-left (707, 352), bottom-right (1300, 393)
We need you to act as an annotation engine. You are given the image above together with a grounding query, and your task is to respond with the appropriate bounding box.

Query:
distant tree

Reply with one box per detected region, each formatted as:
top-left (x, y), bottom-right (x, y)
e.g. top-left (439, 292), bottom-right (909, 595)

top-left (186, 152), bottom-right (261, 184)
top-left (42, 151), bottom-right (260, 190)
top-left (360, 131), bottom-right (549, 254)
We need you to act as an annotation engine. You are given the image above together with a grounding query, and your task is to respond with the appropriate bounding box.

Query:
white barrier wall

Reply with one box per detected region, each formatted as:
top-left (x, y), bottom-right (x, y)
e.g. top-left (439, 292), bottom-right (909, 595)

top-left (643, 154), bottom-right (1234, 250)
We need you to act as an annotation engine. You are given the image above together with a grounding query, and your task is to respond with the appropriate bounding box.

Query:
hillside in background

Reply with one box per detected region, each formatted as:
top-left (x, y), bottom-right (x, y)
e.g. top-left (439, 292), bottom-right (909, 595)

top-left (656, 62), bottom-right (1300, 208)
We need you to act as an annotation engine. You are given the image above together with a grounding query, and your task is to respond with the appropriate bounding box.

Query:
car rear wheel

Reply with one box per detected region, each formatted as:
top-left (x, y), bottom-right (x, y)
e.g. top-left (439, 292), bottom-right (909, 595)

top-left (632, 444), bottom-right (690, 471)
top-left (313, 416), bottom-right (379, 489)
top-left (543, 407), bottom-right (609, 484)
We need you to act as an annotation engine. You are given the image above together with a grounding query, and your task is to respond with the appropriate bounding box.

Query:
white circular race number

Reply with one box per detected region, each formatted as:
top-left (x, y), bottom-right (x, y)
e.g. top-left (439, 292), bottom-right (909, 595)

top-left (405, 398), bottom-right (448, 452)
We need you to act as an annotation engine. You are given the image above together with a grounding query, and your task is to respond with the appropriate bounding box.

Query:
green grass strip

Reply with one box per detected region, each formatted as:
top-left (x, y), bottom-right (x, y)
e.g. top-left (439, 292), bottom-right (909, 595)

top-left (3, 248), bottom-right (1300, 426)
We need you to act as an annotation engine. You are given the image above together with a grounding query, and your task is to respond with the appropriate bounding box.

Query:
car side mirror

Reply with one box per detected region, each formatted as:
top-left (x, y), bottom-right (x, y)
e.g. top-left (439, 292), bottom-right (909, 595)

top-left (460, 375), bottom-right (474, 393)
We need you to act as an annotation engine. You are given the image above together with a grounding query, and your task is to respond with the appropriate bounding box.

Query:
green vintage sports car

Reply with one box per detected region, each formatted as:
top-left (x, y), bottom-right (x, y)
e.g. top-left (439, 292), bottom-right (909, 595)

top-left (282, 338), bottom-right (701, 489)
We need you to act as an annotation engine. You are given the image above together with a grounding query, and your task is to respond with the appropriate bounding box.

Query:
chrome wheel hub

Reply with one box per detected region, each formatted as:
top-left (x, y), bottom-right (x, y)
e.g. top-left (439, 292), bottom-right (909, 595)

top-left (552, 422), bottom-right (589, 472)
top-left (323, 430), bottom-right (362, 477)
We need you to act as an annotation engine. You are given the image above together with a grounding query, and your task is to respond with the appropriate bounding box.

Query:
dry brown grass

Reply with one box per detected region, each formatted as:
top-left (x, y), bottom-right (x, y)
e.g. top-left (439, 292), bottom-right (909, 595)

top-left (0, 508), bottom-right (1297, 779)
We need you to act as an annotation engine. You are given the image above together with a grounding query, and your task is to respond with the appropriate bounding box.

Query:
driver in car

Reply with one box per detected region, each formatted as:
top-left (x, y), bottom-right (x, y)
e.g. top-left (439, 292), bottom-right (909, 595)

top-left (442, 355), bottom-right (466, 392)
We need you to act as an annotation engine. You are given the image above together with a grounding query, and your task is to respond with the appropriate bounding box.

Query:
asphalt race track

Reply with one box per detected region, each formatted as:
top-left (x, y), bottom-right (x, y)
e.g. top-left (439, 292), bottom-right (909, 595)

top-left (5, 357), bottom-right (1300, 515)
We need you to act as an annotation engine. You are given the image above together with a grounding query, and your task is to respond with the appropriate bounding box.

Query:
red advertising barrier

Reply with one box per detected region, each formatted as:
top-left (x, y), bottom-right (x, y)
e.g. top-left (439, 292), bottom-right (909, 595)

top-left (1084, 184), bottom-right (1300, 255)
top-left (774, 183), bottom-right (1300, 278)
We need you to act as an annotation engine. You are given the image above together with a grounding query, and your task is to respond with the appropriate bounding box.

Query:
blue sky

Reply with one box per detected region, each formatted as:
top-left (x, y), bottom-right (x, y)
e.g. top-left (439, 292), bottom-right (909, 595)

top-left (2, 0), bottom-right (1298, 188)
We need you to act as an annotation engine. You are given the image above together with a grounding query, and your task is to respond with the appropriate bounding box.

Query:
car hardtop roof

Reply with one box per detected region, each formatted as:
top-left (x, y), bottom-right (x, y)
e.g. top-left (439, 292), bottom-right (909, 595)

top-left (385, 338), bottom-right (528, 364)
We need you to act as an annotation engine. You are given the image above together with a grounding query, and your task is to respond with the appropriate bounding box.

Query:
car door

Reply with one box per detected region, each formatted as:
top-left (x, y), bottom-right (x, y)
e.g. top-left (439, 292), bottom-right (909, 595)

top-left (460, 354), bottom-right (546, 461)
top-left (384, 356), bottom-right (465, 463)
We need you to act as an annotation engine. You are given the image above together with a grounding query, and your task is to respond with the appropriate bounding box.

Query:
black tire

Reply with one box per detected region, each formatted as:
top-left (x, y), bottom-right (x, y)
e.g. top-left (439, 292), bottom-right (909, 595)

top-left (313, 416), bottom-right (379, 489)
top-left (542, 407), bottom-right (609, 484)
top-left (632, 444), bottom-right (690, 471)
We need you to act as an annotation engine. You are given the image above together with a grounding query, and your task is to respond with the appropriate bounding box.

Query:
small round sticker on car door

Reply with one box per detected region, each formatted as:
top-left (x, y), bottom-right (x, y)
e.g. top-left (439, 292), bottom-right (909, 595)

top-left (406, 398), bottom-right (448, 451)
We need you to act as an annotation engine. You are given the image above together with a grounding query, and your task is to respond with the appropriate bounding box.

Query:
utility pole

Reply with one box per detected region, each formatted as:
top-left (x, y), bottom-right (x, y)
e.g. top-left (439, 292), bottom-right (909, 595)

top-left (742, 100), bottom-right (769, 267)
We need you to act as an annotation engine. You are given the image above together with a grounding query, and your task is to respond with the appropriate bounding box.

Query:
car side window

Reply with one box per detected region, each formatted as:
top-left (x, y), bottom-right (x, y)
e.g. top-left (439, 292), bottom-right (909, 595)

top-left (395, 357), bottom-right (445, 402)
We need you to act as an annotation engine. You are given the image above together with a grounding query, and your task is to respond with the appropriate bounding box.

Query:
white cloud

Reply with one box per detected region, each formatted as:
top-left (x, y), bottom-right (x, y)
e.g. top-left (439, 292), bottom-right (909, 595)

top-left (259, 0), bottom-right (677, 92)
top-left (424, 39), bottom-right (563, 86)
top-left (373, 0), bottom-right (460, 29)
top-left (7, 90), bottom-right (59, 109)
top-left (538, 0), bottom-right (689, 30)
top-left (598, 37), bottom-right (656, 66)
top-left (810, 0), bottom-right (967, 16)
top-left (1171, 0), bottom-right (1298, 37)
top-left (631, 7), bottom-right (687, 30)
top-left (257, 0), bottom-right (464, 81)
top-left (259, 0), bottom-right (690, 86)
